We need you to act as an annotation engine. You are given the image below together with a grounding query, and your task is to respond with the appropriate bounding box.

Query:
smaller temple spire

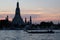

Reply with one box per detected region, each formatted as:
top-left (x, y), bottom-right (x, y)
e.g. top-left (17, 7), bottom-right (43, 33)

top-left (30, 16), bottom-right (32, 25)
top-left (6, 15), bottom-right (9, 21)
top-left (25, 17), bottom-right (27, 23)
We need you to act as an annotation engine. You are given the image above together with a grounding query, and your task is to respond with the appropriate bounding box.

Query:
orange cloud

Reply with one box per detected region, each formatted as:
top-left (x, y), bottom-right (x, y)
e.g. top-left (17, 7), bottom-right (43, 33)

top-left (0, 11), bottom-right (14, 14)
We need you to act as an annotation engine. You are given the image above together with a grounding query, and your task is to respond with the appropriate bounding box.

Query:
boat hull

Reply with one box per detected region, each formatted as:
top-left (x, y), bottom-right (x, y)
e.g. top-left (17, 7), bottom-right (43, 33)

top-left (26, 30), bottom-right (54, 34)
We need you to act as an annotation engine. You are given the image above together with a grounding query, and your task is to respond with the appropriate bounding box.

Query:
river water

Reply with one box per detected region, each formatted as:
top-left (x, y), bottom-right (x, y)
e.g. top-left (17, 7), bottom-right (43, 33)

top-left (0, 30), bottom-right (60, 40)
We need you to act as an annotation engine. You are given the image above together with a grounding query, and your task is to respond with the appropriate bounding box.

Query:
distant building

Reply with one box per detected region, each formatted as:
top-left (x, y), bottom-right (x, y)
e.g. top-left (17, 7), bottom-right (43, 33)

top-left (12, 2), bottom-right (24, 25)
top-left (6, 16), bottom-right (9, 21)
top-left (25, 17), bottom-right (27, 24)
top-left (25, 16), bottom-right (32, 25)
top-left (29, 16), bottom-right (32, 25)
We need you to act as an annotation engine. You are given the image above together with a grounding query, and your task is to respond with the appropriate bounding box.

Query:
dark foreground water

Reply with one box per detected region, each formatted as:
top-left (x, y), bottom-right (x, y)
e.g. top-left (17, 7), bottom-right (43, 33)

top-left (0, 30), bottom-right (60, 40)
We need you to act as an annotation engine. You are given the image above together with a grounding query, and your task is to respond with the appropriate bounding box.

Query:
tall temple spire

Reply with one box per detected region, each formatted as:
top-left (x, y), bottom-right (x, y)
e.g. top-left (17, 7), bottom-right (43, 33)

top-left (15, 2), bottom-right (20, 16)
top-left (17, 2), bottom-right (19, 8)
top-left (12, 2), bottom-right (24, 25)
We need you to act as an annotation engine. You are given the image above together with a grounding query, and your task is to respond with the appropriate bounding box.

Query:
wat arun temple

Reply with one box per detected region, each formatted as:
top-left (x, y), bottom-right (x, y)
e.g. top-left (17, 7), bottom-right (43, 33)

top-left (0, 1), bottom-right (32, 30)
top-left (12, 2), bottom-right (24, 25)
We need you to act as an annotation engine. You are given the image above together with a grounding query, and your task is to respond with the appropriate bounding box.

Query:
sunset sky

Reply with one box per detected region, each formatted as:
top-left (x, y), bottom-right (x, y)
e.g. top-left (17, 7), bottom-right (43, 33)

top-left (0, 0), bottom-right (60, 24)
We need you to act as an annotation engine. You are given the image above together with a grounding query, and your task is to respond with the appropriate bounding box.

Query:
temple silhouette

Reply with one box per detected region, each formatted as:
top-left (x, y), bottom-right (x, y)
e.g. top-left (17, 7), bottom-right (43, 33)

top-left (0, 1), bottom-right (60, 30)
top-left (12, 2), bottom-right (24, 25)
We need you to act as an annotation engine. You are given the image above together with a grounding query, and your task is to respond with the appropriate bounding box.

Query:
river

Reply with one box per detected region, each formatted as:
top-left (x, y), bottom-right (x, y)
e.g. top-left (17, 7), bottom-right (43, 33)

top-left (0, 30), bottom-right (60, 40)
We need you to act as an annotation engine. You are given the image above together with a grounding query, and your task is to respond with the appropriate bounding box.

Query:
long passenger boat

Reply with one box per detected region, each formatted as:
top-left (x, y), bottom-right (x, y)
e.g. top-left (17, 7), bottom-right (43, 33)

top-left (26, 30), bottom-right (55, 34)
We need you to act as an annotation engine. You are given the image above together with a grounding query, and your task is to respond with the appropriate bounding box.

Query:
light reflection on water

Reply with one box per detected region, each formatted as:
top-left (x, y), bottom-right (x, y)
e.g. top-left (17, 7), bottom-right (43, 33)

top-left (0, 30), bottom-right (60, 40)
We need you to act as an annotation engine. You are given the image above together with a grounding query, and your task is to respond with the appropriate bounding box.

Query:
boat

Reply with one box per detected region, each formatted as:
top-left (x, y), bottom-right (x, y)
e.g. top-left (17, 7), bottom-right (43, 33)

top-left (26, 30), bottom-right (55, 34)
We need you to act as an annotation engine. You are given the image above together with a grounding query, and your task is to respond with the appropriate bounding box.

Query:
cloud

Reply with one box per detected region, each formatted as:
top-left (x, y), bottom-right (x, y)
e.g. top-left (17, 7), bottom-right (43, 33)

top-left (0, 10), bottom-right (14, 14)
top-left (0, 8), bottom-right (60, 24)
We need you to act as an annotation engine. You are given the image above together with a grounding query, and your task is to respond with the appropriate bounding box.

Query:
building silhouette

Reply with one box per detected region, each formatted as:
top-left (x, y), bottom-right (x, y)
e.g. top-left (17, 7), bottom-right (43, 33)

top-left (6, 16), bottom-right (9, 21)
top-left (12, 2), bottom-right (24, 25)
top-left (25, 17), bottom-right (27, 24)
top-left (29, 16), bottom-right (32, 25)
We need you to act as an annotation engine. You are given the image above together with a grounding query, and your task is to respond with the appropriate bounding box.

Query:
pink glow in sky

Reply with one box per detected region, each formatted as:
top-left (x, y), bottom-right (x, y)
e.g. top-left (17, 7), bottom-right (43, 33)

top-left (0, 0), bottom-right (60, 24)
